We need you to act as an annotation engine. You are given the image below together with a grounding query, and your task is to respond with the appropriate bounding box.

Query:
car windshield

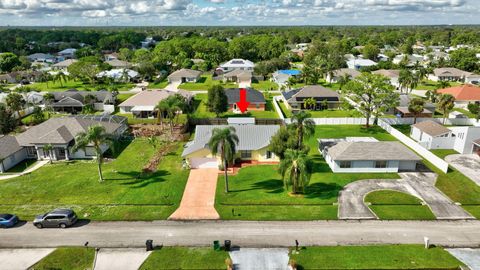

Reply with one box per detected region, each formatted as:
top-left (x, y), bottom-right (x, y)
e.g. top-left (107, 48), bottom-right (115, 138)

top-left (67, 212), bottom-right (75, 218)
top-left (0, 214), bottom-right (12, 220)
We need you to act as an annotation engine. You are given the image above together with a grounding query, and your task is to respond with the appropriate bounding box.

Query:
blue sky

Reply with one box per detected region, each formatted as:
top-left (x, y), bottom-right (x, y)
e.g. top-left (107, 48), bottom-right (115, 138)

top-left (0, 0), bottom-right (478, 26)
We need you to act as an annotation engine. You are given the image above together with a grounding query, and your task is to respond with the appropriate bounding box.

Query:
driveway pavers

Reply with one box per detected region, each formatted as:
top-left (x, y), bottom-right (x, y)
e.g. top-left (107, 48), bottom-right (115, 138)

top-left (446, 154), bottom-right (480, 186)
top-left (168, 168), bottom-right (220, 220)
top-left (229, 248), bottom-right (290, 270)
top-left (0, 248), bottom-right (54, 270)
top-left (94, 248), bottom-right (151, 270)
top-left (447, 248), bottom-right (480, 270)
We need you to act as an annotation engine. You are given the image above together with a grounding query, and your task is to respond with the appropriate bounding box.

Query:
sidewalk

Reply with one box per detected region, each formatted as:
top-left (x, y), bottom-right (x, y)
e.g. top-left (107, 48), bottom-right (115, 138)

top-left (0, 160), bottom-right (49, 181)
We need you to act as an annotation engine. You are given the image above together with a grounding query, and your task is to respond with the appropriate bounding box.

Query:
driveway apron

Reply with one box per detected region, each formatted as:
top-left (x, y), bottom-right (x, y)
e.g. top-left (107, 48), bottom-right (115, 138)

top-left (229, 248), bottom-right (290, 270)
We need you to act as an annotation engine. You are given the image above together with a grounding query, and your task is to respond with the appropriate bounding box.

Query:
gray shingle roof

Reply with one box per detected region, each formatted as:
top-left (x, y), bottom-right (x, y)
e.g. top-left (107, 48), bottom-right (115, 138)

top-left (52, 90), bottom-right (113, 105)
top-left (327, 141), bottom-right (421, 161)
top-left (16, 117), bottom-right (123, 146)
top-left (412, 121), bottom-right (451, 137)
top-left (283, 85), bottom-right (340, 103)
top-left (224, 88), bottom-right (265, 104)
top-left (0, 135), bottom-right (23, 159)
top-left (168, 69), bottom-right (202, 79)
top-left (182, 125), bottom-right (280, 157)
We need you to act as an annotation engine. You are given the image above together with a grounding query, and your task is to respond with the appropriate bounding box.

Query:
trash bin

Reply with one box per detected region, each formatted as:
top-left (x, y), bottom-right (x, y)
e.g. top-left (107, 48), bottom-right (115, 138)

top-left (213, 240), bottom-right (220, 251)
top-left (146, 239), bottom-right (153, 251)
top-left (224, 240), bottom-right (231, 251)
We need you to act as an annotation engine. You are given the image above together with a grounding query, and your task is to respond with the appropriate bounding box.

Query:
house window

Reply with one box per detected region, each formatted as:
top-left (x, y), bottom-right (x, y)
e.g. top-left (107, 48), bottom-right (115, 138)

top-left (26, 147), bottom-right (37, 157)
top-left (266, 151), bottom-right (273, 159)
top-left (375, 161), bottom-right (388, 168)
top-left (241, 150), bottom-right (252, 159)
top-left (339, 161), bottom-right (351, 168)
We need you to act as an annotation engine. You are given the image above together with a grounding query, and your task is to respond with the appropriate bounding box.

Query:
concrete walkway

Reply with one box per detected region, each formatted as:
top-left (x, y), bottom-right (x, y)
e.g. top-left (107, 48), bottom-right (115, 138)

top-left (165, 81), bottom-right (181, 91)
top-left (2, 220), bottom-right (480, 248)
top-left (229, 248), bottom-right (290, 270)
top-left (447, 248), bottom-right (480, 270)
top-left (94, 248), bottom-right (151, 270)
top-left (168, 169), bottom-right (220, 220)
top-left (0, 248), bottom-right (54, 270)
top-left (446, 154), bottom-right (480, 186)
top-left (338, 172), bottom-right (474, 220)
top-left (0, 160), bottom-right (49, 181)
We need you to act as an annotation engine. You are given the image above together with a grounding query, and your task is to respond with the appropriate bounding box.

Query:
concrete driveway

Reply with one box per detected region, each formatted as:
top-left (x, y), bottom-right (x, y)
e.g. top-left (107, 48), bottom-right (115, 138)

top-left (168, 169), bottom-right (220, 220)
top-left (94, 248), bottom-right (151, 270)
top-left (229, 248), bottom-right (289, 270)
top-left (165, 81), bottom-right (181, 91)
top-left (446, 154), bottom-right (480, 186)
top-left (339, 172), bottom-right (474, 220)
top-left (0, 248), bottom-right (54, 270)
top-left (447, 248), bottom-right (480, 270)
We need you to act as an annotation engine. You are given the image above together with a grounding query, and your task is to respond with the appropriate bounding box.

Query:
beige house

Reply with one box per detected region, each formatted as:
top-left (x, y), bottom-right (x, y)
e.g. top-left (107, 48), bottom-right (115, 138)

top-left (118, 90), bottom-right (193, 118)
top-left (52, 59), bottom-right (78, 70)
top-left (182, 125), bottom-right (280, 168)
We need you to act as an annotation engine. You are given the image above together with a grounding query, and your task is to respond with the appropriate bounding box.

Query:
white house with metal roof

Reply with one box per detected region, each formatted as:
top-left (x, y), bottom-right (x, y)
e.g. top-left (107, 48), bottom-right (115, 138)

top-left (182, 125), bottom-right (280, 169)
top-left (219, 59), bottom-right (255, 72)
top-left (319, 137), bottom-right (421, 173)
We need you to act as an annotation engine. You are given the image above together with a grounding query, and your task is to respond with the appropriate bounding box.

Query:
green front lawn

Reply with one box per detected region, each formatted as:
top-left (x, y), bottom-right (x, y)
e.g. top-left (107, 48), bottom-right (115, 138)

top-left (290, 245), bottom-right (463, 270)
top-left (140, 247), bottom-right (229, 270)
top-left (430, 149), bottom-right (460, 160)
top-left (0, 139), bottom-right (189, 221)
top-left (416, 80), bottom-right (462, 91)
top-left (178, 75), bottom-right (238, 91)
top-left (365, 190), bottom-right (435, 220)
top-left (216, 126), bottom-right (400, 220)
top-left (191, 94), bottom-right (279, 119)
top-left (251, 80), bottom-right (278, 91)
top-left (147, 80), bottom-right (169, 89)
top-left (5, 160), bottom-right (38, 173)
top-left (31, 247), bottom-right (95, 270)
top-left (29, 78), bottom-right (134, 92)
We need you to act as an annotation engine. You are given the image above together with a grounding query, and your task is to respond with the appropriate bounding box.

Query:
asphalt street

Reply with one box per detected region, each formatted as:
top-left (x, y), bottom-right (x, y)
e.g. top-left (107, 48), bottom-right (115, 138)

top-left (1, 220), bottom-right (480, 248)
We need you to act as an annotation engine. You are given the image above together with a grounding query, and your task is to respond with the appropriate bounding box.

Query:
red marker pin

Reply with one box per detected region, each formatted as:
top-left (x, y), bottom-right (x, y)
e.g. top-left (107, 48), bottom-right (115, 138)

top-left (236, 88), bottom-right (250, 113)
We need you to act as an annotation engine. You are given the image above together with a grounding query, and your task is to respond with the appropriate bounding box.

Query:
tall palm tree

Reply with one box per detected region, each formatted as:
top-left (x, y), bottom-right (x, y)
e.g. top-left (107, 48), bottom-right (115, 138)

top-left (438, 94), bottom-right (455, 125)
top-left (291, 111), bottom-right (315, 149)
top-left (208, 127), bottom-right (239, 193)
top-left (43, 144), bottom-right (54, 164)
top-left (408, 97), bottom-right (425, 124)
top-left (43, 93), bottom-right (55, 118)
top-left (337, 74), bottom-right (351, 90)
top-left (437, 80), bottom-right (451, 89)
top-left (278, 149), bottom-right (312, 194)
top-left (71, 125), bottom-right (115, 182)
top-left (160, 94), bottom-right (186, 136)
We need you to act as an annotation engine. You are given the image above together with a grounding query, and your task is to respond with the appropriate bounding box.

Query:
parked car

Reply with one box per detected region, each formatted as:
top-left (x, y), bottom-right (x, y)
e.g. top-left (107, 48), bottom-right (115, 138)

top-left (33, 209), bottom-right (78, 229)
top-left (0, 214), bottom-right (19, 228)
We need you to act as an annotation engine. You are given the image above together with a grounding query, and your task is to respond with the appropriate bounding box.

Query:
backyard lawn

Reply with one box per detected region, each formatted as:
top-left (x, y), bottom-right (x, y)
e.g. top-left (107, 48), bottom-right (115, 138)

top-left (140, 247), bottom-right (229, 270)
top-left (29, 78), bottom-right (134, 92)
top-left (278, 99), bottom-right (362, 118)
top-left (415, 80), bottom-right (462, 91)
top-left (178, 74), bottom-right (238, 91)
top-left (191, 94), bottom-right (279, 119)
top-left (31, 247), bottom-right (95, 270)
top-left (251, 80), bottom-right (278, 91)
top-left (0, 139), bottom-right (189, 221)
top-left (365, 190), bottom-right (435, 220)
top-left (216, 125), bottom-right (402, 220)
top-left (290, 245), bottom-right (463, 269)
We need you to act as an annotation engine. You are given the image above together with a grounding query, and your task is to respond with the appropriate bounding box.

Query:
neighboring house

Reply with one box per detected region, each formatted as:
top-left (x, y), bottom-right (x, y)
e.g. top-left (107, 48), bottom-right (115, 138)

top-left (392, 94), bottom-right (435, 118)
top-left (295, 43), bottom-right (309, 50)
top-left (27, 53), bottom-right (55, 63)
top-left (224, 88), bottom-right (266, 112)
top-left (13, 116), bottom-right (127, 164)
top-left (105, 59), bottom-right (132, 69)
top-left (118, 89), bottom-right (193, 118)
top-left (411, 120), bottom-right (480, 154)
top-left (25, 91), bottom-right (44, 105)
top-left (167, 69), bottom-right (202, 83)
top-left (465, 74), bottom-right (480, 85)
top-left (424, 51), bottom-right (449, 63)
top-left (97, 69), bottom-right (139, 82)
top-left (104, 53), bottom-right (119, 61)
top-left (222, 69), bottom-right (253, 85)
top-left (428, 68), bottom-right (472, 82)
top-left (141, 37), bottom-right (157, 48)
top-left (281, 85), bottom-right (340, 111)
top-left (0, 135), bottom-right (27, 173)
top-left (57, 48), bottom-right (77, 61)
top-left (272, 70), bottom-right (301, 86)
top-left (52, 59), bottom-right (78, 71)
top-left (437, 84), bottom-right (480, 108)
top-left (392, 54), bottom-right (424, 66)
top-left (1, 71), bottom-right (42, 84)
top-left (182, 124), bottom-right (280, 168)
top-left (50, 89), bottom-right (115, 113)
top-left (219, 59), bottom-right (255, 73)
top-left (326, 68), bottom-right (361, 83)
top-left (319, 138), bottom-right (421, 173)
top-left (0, 74), bottom-right (16, 84)
top-left (346, 59), bottom-right (377, 70)
top-left (372, 69), bottom-right (400, 87)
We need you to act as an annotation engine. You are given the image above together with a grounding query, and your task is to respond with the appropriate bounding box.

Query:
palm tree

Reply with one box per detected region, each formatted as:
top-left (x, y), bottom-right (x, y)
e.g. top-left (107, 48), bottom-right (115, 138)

top-left (43, 93), bottom-right (55, 118)
top-left (437, 80), bottom-right (451, 89)
top-left (147, 136), bottom-right (159, 151)
top-left (278, 149), bottom-right (312, 194)
top-left (291, 111), bottom-right (315, 149)
top-left (438, 94), bottom-right (455, 125)
top-left (159, 94), bottom-right (186, 136)
top-left (43, 144), bottom-right (54, 164)
top-left (155, 100), bottom-right (168, 128)
top-left (303, 97), bottom-right (316, 110)
top-left (208, 127), bottom-right (239, 193)
top-left (337, 74), bottom-right (351, 90)
top-left (71, 125), bottom-right (115, 182)
top-left (408, 97), bottom-right (425, 124)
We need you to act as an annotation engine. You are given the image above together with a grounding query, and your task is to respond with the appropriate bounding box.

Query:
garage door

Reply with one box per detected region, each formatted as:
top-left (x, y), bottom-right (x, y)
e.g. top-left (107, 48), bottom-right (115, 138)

top-left (189, 158), bottom-right (218, 169)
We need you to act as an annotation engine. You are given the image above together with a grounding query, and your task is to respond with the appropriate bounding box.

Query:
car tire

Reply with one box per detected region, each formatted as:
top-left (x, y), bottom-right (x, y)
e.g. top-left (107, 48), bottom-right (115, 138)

top-left (59, 223), bottom-right (67, 229)
top-left (35, 223), bottom-right (43, 229)
top-left (0, 224), bottom-right (5, 229)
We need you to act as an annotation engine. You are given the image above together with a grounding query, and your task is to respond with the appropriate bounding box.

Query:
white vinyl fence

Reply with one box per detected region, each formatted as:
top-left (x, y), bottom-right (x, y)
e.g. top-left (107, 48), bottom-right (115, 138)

top-left (381, 117), bottom-right (478, 126)
top-left (378, 119), bottom-right (450, 173)
top-left (272, 95), bottom-right (285, 120)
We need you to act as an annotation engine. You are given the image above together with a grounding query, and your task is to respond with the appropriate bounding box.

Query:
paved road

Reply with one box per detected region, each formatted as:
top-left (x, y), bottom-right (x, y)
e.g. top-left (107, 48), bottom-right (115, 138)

top-left (2, 220), bottom-right (480, 248)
